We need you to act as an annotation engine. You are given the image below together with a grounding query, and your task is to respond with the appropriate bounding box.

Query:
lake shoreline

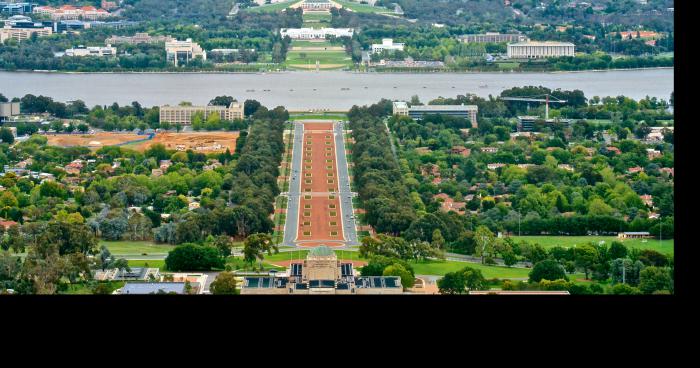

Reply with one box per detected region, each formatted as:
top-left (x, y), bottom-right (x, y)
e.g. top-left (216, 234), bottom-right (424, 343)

top-left (0, 66), bottom-right (674, 75)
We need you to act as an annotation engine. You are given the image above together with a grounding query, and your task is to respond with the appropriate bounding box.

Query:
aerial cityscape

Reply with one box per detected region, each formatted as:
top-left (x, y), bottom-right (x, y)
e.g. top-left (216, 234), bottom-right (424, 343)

top-left (0, 0), bottom-right (675, 295)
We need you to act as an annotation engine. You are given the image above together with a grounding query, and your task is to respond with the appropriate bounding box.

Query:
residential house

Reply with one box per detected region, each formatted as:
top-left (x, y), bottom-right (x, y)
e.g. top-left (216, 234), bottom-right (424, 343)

top-left (640, 194), bottom-right (654, 208)
top-left (646, 149), bottom-right (662, 160)
top-left (481, 147), bottom-right (498, 153)
top-left (450, 146), bottom-right (471, 157)
top-left (487, 163), bottom-right (506, 170)
top-left (628, 166), bottom-right (644, 174)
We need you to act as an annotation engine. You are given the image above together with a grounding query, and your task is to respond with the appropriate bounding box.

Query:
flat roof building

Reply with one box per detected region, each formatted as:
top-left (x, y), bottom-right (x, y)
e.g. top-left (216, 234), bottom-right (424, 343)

top-left (240, 246), bottom-right (403, 295)
top-left (118, 282), bottom-right (188, 295)
top-left (1, 25), bottom-right (52, 42)
top-left (0, 102), bottom-right (20, 120)
top-left (64, 44), bottom-right (116, 57)
top-left (393, 101), bottom-right (478, 128)
top-left (280, 27), bottom-right (354, 40)
top-left (159, 102), bottom-right (244, 124)
top-left (165, 38), bottom-right (206, 66)
top-left (371, 38), bottom-right (405, 54)
top-left (507, 41), bottom-right (575, 59)
top-left (105, 32), bottom-right (174, 45)
top-left (458, 32), bottom-right (529, 44)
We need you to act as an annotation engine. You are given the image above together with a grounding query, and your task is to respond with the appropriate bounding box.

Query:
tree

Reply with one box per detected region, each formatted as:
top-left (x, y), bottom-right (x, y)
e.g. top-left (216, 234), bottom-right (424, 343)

top-left (638, 266), bottom-right (672, 294)
top-left (242, 233), bottom-right (276, 268)
top-left (610, 283), bottom-right (641, 295)
top-left (529, 259), bottom-right (567, 283)
top-left (383, 263), bottom-right (415, 289)
top-left (574, 244), bottom-right (599, 280)
top-left (0, 128), bottom-right (14, 144)
top-left (212, 235), bottom-right (234, 257)
top-left (437, 266), bottom-right (487, 294)
top-left (210, 271), bottom-right (239, 295)
top-left (473, 225), bottom-right (495, 264)
top-left (164, 243), bottom-right (225, 271)
top-left (437, 270), bottom-right (466, 294)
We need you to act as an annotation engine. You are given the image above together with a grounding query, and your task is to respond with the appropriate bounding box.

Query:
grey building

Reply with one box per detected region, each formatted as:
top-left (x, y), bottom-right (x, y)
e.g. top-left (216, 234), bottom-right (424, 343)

top-left (393, 101), bottom-right (478, 128)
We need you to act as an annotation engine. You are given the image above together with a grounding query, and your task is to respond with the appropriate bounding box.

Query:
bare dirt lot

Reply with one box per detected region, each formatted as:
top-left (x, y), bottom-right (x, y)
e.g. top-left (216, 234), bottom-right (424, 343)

top-left (46, 131), bottom-right (240, 153)
top-left (129, 132), bottom-right (239, 153)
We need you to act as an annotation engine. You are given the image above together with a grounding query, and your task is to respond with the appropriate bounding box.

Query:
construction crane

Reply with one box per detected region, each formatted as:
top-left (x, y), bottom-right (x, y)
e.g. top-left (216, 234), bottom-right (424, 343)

top-left (500, 94), bottom-right (567, 120)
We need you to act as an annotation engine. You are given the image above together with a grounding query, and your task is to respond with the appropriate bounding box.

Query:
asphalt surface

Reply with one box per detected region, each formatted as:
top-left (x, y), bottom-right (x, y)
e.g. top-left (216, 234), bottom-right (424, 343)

top-left (282, 122), bottom-right (304, 246)
top-left (334, 121), bottom-right (359, 246)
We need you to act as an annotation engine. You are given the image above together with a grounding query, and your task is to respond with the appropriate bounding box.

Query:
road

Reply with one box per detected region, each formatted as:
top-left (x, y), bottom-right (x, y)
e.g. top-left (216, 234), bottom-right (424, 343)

top-left (334, 120), bottom-right (359, 246)
top-left (281, 122), bottom-right (304, 246)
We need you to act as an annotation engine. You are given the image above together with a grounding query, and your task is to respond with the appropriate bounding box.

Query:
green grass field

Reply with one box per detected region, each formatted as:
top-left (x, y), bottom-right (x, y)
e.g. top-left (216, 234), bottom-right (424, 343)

top-left (509, 236), bottom-right (674, 255)
top-left (244, 0), bottom-right (301, 13)
top-left (334, 0), bottom-right (392, 14)
top-left (291, 40), bottom-right (335, 48)
top-left (285, 50), bottom-right (352, 69)
top-left (100, 240), bottom-right (175, 255)
top-left (127, 259), bottom-right (166, 270)
top-left (60, 281), bottom-right (125, 295)
top-left (497, 62), bottom-right (520, 69)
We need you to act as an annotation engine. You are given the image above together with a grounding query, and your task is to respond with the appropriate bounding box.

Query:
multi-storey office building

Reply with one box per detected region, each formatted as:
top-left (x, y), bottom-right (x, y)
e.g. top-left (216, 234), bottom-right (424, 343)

top-left (393, 101), bottom-right (479, 128)
top-left (458, 32), bottom-right (529, 43)
top-left (159, 102), bottom-right (244, 124)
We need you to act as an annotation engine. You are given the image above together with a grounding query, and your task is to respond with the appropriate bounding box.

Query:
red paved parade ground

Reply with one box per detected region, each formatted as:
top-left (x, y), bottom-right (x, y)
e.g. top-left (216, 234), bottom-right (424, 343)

top-left (296, 122), bottom-right (345, 247)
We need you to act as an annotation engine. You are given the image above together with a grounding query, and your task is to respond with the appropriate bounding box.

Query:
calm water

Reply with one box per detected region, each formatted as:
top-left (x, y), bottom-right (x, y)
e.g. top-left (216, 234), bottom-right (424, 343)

top-left (0, 69), bottom-right (673, 110)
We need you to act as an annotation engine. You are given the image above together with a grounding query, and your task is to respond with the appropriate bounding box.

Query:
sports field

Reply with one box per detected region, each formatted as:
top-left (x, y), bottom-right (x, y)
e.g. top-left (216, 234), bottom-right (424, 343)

top-left (509, 236), bottom-right (674, 255)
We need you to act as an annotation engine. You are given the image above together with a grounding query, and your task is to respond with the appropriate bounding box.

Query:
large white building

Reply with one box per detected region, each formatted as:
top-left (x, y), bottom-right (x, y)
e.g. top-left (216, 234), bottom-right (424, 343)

top-left (64, 44), bottom-right (116, 57)
top-left (393, 101), bottom-right (479, 128)
top-left (165, 38), bottom-right (206, 66)
top-left (507, 41), bottom-right (575, 59)
top-left (280, 27), bottom-right (354, 40)
top-left (458, 32), bottom-right (529, 43)
top-left (371, 38), bottom-right (405, 54)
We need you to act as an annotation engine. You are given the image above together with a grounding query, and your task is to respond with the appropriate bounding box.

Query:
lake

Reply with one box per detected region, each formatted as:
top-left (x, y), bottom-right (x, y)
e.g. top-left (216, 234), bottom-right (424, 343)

top-left (0, 68), bottom-right (674, 110)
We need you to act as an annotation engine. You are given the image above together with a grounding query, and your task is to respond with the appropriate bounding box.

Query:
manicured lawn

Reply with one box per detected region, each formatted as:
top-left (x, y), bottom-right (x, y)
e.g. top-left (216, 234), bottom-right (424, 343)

top-left (509, 236), bottom-right (674, 255)
top-left (127, 259), bottom-right (166, 270)
top-left (285, 50), bottom-right (352, 68)
top-left (334, 0), bottom-right (392, 14)
top-left (291, 40), bottom-right (334, 48)
top-left (244, 0), bottom-right (301, 12)
top-left (100, 240), bottom-right (175, 255)
top-left (409, 259), bottom-right (532, 279)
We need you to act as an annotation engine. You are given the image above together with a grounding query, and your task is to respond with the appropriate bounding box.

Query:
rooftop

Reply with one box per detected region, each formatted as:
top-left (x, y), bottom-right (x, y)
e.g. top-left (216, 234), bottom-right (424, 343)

top-left (410, 104), bottom-right (478, 111)
top-left (120, 282), bottom-right (187, 294)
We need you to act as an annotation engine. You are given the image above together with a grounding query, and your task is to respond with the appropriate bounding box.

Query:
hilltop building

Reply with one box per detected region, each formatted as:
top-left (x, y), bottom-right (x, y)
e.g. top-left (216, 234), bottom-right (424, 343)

top-left (300, 0), bottom-right (336, 13)
top-left (33, 5), bottom-right (111, 20)
top-left (240, 246), bottom-right (403, 295)
top-left (165, 38), bottom-right (206, 66)
top-left (1, 2), bottom-right (35, 15)
top-left (507, 41), bottom-right (575, 58)
top-left (393, 101), bottom-right (478, 128)
top-left (159, 102), bottom-right (244, 124)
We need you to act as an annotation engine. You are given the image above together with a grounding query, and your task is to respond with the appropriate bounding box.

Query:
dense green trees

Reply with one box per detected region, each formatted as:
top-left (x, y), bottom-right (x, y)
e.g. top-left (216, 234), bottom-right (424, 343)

top-left (164, 243), bottom-right (225, 271)
top-left (437, 266), bottom-right (487, 294)
top-left (529, 259), bottom-right (568, 283)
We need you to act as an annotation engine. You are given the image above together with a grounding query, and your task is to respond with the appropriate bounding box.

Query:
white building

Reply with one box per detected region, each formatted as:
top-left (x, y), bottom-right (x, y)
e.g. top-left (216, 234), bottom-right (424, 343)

top-left (371, 38), bottom-right (405, 54)
top-left (64, 44), bottom-right (116, 57)
top-left (280, 27), bottom-right (354, 40)
top-left (165, 38), bottom-right (206, 66)
top-left (507, 41), bottom-right (575, 58)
